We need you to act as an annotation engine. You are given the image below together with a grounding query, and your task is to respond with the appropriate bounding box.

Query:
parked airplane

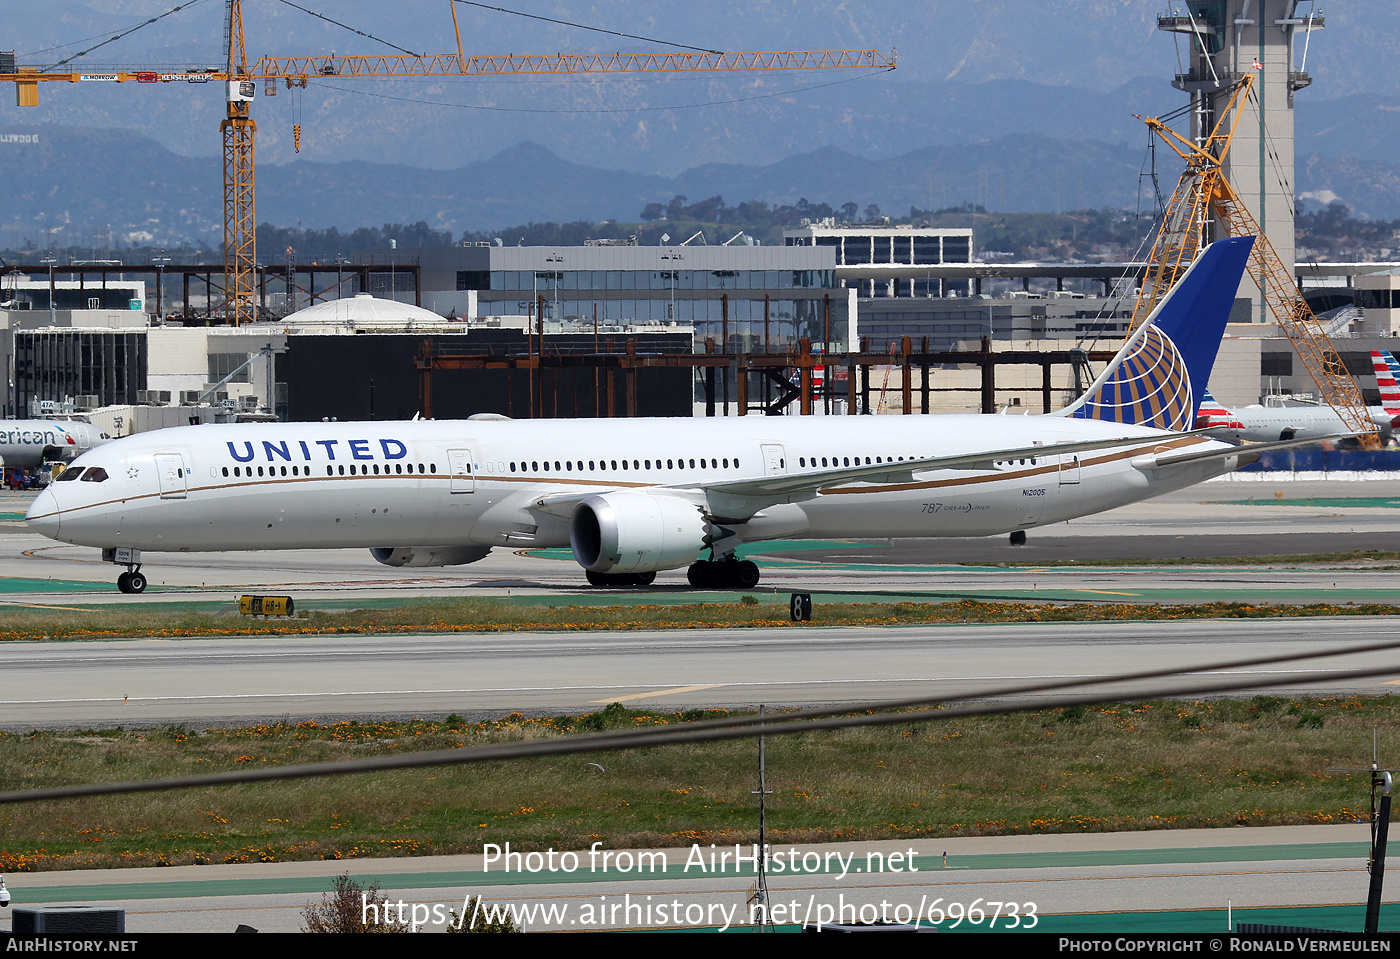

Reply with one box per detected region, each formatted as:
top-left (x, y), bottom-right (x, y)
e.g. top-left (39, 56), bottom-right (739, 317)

top-left (0, 420), bottom-right (111, 470)
top-left (1193, 387), bottom-right (1399, 445)
top-left (29, 237), bottom-right (1284, 594)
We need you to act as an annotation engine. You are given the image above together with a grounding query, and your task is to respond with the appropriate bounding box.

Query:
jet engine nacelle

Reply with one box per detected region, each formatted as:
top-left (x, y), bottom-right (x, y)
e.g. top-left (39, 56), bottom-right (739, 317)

top-left (569, 491), bottom-right (706, 574)
top-left (369, 545), bottom-right (492, 568)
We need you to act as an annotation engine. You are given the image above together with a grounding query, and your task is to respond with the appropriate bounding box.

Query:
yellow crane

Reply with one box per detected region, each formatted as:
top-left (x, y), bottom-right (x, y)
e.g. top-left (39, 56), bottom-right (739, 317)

top-left (4, 1), bottom-right (896, 326)
top-left (1130, 73), bottom-right (1378, 447)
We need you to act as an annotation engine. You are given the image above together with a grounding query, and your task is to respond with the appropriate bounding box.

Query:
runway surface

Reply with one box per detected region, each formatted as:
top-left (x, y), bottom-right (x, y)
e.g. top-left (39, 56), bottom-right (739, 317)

top-left (0, 617), bottom-right (1395, 727)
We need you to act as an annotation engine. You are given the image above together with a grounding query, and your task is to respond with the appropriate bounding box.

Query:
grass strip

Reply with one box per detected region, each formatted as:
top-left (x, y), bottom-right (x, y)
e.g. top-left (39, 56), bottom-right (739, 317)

top-left (0, 598), bottom-right (1398, 642)
top-left (0, 695), bottom-right (1386, 873)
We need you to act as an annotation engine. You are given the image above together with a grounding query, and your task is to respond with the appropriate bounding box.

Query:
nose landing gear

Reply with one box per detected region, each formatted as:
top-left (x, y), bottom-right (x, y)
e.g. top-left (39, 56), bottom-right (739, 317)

top-left (102, 547), bottom-right (147, 594)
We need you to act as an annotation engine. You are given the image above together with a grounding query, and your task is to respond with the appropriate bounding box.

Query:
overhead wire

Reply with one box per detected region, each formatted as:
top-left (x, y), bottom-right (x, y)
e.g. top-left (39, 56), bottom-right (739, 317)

top-left (49, 0), bottom-right (212, 69)
top-left (272, 0), bottom-right (422, 58)
top-left (451, 0), bottom-right (723, 55)
top-left (3, 634), bottom-right (1399, 805)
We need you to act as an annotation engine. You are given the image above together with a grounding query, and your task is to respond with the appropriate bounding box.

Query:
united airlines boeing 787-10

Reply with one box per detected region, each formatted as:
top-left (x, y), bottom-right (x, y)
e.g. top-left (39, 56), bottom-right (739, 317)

top-left (28, 237), bottom-right (1293, 593)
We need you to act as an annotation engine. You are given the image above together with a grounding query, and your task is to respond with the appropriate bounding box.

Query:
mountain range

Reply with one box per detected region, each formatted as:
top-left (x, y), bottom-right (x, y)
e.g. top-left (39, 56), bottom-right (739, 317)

top-left (2, 3), bottom-right (1397, 245)
top-left (3, 122), bottom-right (1398, 251)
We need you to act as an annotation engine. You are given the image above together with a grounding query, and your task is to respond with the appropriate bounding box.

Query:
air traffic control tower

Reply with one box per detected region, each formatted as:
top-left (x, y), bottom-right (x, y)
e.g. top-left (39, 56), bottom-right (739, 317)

top-left (1158, 1), bottom-right (1323, 324)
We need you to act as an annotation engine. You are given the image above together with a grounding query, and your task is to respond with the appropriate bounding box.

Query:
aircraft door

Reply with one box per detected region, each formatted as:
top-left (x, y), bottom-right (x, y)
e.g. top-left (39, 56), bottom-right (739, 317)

top-left (1058, 453), bottom-right (1081, 486)
top-left (761, 443), bottom-right (787, 475)
top-left (155, 452), bottom-right (188, 499)
top-left (447, 448), bottom-right (476, 493)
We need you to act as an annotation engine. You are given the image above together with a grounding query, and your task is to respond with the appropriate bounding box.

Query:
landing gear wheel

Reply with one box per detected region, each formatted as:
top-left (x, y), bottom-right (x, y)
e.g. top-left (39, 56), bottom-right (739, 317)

top-left (634, 571), bottom-right (655, 586)
top-left (586, 570), bottom-right (607, 587)
top-left (1009, 530), bottom-right (1027, 546)
top-left (127, 571), bottom-right (147, 594)
top-left (117, 572), bottom-right (131, 593)
top-left (687, 562), bottom-right (712, 589)
top-left (734, 560), bottom-right (761, 589)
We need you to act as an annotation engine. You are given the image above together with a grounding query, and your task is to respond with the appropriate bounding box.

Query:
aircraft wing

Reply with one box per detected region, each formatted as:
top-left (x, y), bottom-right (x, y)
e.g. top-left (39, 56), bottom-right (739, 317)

top-left (696, 431), bottom-right (1208, 500)
top-left (527, 431), bottom-right (1211, 521)
top-left (1129, 433), bottom-right (1350, 470)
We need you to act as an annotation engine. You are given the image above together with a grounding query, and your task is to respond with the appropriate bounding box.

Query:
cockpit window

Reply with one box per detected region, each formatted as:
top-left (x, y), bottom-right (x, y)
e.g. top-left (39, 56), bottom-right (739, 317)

top-left (54, 467), bottom-right (84, 482)
top-left (79, 467), bottom-right (109, 483)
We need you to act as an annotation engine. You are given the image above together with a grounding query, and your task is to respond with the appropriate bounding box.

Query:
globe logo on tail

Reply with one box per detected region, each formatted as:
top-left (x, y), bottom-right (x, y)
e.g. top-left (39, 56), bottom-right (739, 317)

top-left (1071, 325), bottom-right (1194, 432)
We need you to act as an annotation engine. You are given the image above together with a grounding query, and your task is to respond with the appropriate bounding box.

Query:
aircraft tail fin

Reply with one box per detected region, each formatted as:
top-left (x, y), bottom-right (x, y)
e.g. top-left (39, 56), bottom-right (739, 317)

top-left (1056, 236), bottom-right (1254, 430)
top-left (1372, 350), bottom-right (1400, 413)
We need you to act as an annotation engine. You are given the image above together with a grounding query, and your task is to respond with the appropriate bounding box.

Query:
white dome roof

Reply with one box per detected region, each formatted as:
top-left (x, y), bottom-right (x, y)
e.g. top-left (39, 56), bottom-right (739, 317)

top-left (282, 293), bottom-right (450, 328)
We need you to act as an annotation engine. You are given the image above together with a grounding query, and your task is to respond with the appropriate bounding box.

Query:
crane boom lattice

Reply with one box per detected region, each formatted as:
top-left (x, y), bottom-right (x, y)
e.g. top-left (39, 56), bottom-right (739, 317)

top-left (1130, 75), bottom-right (1378, 448)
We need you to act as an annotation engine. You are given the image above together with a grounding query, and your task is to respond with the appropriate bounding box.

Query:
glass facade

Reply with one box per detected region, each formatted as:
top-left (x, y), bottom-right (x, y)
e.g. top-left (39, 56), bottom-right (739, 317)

top-left (471, 269), bottom-right (832, 293)
top-left (470, 267), bottom-right (839, 346)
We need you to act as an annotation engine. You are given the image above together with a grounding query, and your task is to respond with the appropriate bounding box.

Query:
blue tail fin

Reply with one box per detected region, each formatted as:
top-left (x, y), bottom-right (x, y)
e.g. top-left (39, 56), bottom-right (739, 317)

top-left (1058, 235), bottom-right (1254, 430)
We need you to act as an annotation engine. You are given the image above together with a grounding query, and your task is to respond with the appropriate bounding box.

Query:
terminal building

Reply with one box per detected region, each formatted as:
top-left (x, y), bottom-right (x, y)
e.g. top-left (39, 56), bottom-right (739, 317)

top-left (5, 231), bottom-right (1400, 424)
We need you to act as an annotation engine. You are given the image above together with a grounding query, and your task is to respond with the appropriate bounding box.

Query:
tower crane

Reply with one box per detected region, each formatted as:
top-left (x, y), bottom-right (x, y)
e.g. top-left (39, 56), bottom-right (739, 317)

top-left (1129, 73), bottom-right (1379, 448)
top-left (3, 1), bottom-right (896, 326)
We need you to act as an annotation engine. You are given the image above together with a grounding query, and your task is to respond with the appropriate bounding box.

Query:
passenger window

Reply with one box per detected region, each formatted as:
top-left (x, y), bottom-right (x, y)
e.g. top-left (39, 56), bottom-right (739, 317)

top-left (222, 467), bottom-right (229, 477)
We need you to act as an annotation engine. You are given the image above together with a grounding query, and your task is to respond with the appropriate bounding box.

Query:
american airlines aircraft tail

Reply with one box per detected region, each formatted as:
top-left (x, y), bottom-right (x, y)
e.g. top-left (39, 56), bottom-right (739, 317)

top-left (28, 237), bottom-right (1275, 594)
top-left (1371, 350), bottom-right (1400, 413)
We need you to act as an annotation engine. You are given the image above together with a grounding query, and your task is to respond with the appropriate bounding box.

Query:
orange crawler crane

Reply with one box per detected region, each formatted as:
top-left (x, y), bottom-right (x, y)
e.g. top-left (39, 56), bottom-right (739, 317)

top-left (3, 1), bottom-right (896, 326)
top-left (1130, 74), bottom-right (1378, 448)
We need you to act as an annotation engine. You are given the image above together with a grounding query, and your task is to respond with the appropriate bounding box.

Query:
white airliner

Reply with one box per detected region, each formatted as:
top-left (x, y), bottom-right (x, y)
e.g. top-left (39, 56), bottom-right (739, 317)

top-left (0, 420), bottom-right (111, 470)
top-left (28, 237), bottom-right (1290, 594)
top-left (1194, 388), bottom-right (1399, 445)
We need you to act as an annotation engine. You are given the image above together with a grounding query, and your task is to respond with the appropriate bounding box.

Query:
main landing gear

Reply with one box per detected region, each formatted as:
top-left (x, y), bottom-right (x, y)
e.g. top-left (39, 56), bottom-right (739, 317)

top-left (687, 558), bottom-right (761, 590)
top-left (585, 570), bottom-right (655, 588)
top-left (102, 547), bottom-right (146, 593)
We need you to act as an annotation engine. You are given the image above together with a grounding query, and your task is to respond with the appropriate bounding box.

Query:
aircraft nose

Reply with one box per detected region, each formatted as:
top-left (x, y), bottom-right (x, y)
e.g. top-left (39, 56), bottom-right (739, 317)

top-left (25, 488), bottom-right (61, 539)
